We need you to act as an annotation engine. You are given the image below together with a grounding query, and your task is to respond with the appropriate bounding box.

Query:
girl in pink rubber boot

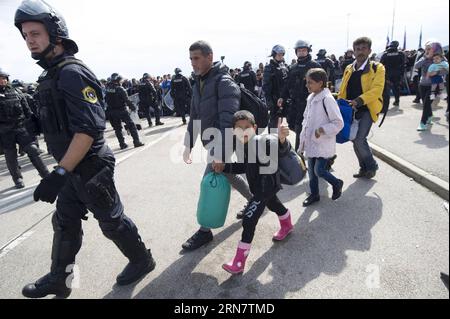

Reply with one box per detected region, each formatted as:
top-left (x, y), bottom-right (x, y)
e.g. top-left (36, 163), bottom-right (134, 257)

top-left (213, 111), bottom-right (294, 275)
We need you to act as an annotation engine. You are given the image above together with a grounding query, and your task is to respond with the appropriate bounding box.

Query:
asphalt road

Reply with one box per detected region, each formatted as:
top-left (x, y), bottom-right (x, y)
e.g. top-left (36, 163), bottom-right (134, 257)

top-left (0, 115), bottom-right (448, 299)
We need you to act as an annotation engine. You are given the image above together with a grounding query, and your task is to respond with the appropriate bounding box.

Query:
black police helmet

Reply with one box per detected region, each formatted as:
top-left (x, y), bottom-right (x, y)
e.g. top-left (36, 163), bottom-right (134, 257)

top-left (390, 41), bottom-right (400, 49)
top-left (111, 73), bottom-right (123, 82)
top-left (174, 68), bottom-right (182, 75)
top-left (294, 40), bottom-right (312, 52)
top-left (11, 79), bottom-right (25, 88)
top-left (0, 68), bottom-right (9, 80)
top-left (270, 45), bottom-right (286, 57)
top-left (143, 73), bottom-right (151, 79)
top-left (317, 49), bottom-right (327, 56)
top-left (14, 0), bottom-right (79, 58)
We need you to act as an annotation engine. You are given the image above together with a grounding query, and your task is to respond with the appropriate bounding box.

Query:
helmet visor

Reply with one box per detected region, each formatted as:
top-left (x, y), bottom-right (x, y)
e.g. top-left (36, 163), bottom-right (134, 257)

top-left (17, 0), bottom-right (54, 16)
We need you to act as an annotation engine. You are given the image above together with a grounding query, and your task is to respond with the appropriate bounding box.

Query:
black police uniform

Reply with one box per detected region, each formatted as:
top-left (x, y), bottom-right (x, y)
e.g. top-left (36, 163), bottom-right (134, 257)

top-left (138, 80), bottom-right (162, 126)
top-left (381, 48), bottom-right (405, 106)
top-left (0, 84), bottom-right (49, 187)
top-left (237, 68), bottom-right (258, 94)
top-left (262, 59), bottom-right (289, 128)
top-left (105, 82), bottom-right (143, 148)
top-left (170, 74), bottom-right (192, 124)
top-left (26, 53), bottom-right (153, 296)
top-left (316, 55), bottom-right (336, 88)
top-left (341, 56), bottom-right (355, 73)
top-left (282, 54), bottom-right (321, 151)
top-left (20, 91), bottom-right (43, 151)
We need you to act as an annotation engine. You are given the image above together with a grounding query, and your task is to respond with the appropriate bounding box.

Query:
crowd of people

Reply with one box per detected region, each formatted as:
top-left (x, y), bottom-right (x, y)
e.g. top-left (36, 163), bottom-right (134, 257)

top-left (0, 0), bottom-right (448, 299)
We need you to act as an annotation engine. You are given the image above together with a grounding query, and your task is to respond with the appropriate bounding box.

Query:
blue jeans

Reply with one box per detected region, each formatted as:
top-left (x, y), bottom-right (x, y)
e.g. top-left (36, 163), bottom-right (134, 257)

top-left (352, 111), bottom-right (378, 172)
top-left (308, 158), bottom-right (341, 196)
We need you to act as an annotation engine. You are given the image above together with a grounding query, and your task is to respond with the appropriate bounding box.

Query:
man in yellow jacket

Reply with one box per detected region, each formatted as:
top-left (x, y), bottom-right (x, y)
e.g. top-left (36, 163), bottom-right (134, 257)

top-left (338, 37), bottom-right (385, 179)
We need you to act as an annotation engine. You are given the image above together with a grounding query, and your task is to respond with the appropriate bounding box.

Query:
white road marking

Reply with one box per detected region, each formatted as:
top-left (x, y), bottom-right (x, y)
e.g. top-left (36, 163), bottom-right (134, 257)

top-left (0, 120), bottom-right (181, 253)
top-left (0, 231), bottom-right (34, 259)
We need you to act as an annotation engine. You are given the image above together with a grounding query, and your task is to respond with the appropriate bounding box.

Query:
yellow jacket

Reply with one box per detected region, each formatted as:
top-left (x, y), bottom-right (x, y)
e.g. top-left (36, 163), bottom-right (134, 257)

top-left (338, 61), bottom-right (386, 123)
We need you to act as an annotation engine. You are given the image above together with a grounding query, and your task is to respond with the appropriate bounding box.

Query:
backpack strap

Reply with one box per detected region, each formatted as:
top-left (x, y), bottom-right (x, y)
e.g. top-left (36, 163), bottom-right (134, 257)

top-left (371, 61), bottom-right (388, 128)
top-left (55, 58), bottom-right (95, 80)
top-left (54, 58), bottom-right (105, 109)
top-left (322, 98), bottom-right (329, 119)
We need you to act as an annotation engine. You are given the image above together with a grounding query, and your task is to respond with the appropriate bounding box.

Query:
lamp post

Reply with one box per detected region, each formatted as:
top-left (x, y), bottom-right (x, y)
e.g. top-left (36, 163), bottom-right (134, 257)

top-left (346, 13), bottom-right (351, 49)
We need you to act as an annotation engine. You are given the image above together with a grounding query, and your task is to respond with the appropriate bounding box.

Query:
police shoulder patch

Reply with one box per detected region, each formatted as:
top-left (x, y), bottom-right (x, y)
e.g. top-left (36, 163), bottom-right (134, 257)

top-left (82, 86), bottom-right (98, 104)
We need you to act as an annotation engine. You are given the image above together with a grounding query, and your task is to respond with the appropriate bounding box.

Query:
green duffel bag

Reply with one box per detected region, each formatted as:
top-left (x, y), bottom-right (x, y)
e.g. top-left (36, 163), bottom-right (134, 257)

top-left (197, 172), bottom-right (231, 229)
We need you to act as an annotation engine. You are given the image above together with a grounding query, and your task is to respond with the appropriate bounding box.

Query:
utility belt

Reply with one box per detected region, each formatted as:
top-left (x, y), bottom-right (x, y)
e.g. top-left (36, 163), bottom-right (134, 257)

top-left (74, 144), bottom-right (116, 209)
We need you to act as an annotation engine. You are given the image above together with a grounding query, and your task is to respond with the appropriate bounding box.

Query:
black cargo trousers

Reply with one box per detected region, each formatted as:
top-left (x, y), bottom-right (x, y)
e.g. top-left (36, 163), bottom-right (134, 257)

top-left (50, 147), bottom-right (149, 276)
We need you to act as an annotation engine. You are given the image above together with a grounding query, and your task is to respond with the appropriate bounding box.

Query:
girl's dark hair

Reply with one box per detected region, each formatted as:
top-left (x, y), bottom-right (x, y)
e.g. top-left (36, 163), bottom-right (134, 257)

top-left (233, 110), bottom-right (256, 127)
top-left (306, 68), bottom-right (328, 88)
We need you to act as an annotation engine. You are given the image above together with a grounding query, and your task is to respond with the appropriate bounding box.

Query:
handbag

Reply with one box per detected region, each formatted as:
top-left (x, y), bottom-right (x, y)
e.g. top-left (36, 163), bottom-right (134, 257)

top-left (197, 173), bottom-right (231, 229)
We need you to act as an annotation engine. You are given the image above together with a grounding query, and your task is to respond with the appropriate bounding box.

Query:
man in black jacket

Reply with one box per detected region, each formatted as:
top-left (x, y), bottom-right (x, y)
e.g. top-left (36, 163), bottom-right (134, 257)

top-left (381, 41), bottom-right (406, 107)
top-left (182, 41), bottom-right (253, 251)
top-left (15, 0), bottom-right (155, 299)
top-left (279, 39), bottom-right (321, 151)
top-left (316, 49), bottom-right (336, 90)
top-left (263, 45), bottom-right (289, 128)
top-left (0, 68), bottom-right (49, 189)
top-left (238, 61), bottom-right (258, 94)
top-left (139, 73), bottom-right (164, 127)
top-left (171, 68), bottom-right (192, 125)
top-left (105, 73), bottom-right (144, 149)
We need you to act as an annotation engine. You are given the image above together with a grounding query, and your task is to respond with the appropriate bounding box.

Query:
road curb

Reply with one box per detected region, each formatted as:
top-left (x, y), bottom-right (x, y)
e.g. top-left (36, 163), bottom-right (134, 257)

top-left (370, 142), bottom-right (449, 201)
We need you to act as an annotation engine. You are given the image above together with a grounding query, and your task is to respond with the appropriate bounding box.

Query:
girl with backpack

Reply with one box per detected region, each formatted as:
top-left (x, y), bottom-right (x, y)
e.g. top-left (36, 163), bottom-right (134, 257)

top-left (299, 68), bottom-right (345, 207)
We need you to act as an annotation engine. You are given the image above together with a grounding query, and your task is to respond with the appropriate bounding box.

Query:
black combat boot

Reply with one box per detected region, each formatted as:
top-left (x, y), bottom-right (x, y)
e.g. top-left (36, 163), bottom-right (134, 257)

top-left (4, 148), bottom-right (23, 188)
top-left (22, 270), bottom-right (72, 299)
top-left (14, 178), bottom-right (25, 189)
top-left (22, 218), bottom-right (82, 299)
top-left (103, 219), bottom-right (155, 286)
top-left (116, 249), bottom-right (156, 286)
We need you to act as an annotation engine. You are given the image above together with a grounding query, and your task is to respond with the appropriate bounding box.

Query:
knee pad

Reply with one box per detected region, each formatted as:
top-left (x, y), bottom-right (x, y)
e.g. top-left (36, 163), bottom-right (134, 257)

top-left (23, 143), bottom-right (39, 157)
top-left (100, 216), bottom-right (138, 241)
top-left (51, 213), bottom-right (83, 262)
top-left (52, 212), bottom-right (83, 241)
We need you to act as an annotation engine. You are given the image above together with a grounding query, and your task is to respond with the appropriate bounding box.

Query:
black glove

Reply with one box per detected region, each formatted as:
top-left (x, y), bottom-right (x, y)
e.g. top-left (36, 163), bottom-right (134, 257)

top-left (33, 170), bottom-right (68, 204)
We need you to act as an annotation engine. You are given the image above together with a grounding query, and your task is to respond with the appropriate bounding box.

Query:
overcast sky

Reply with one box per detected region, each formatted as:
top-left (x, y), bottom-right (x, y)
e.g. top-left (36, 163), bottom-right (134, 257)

top-left (1, 0), bottom-right (449, 82)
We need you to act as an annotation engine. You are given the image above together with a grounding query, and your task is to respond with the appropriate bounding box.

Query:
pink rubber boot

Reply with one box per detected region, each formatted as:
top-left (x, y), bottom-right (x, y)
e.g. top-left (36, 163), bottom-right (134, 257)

top-left (222, 242), bottom-right (251, 275)
top-left (273, 210), bottom-right (294, 241)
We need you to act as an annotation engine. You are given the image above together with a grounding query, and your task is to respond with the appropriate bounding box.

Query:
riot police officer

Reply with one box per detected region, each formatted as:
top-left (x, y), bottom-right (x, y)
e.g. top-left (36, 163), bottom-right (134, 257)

top-left (105, 73), bottom-right (145, 149)
top-left (15, 0), bottom-right (155, 299)
top-left (139, 73), bottom-right (164, 127)
top-left (170, 68), bottom-right (192, 125)
top-left (280, 40), bottom-right (321, 151)
top-left (0, 68), bottom-right (49, 189)
top-left (315, 49), bottom-right (336, 90)
top-left (381, 40), bottom-right (406, 107)
top-left (341, 48), bottom-right (356, 73)
top-left (237, 61), bottom-right (258, 94)
top-left (262, 45), bottom-right (289, 128)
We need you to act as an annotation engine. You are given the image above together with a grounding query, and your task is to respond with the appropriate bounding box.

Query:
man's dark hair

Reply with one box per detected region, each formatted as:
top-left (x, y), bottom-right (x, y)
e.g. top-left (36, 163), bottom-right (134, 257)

top-left (189, 40), bottom-right (213, 56)
top-left (353, 37), bottom-right (372, 49)
top-left (233, 110), bottom-right (256, 127)
top-left (306, 68), bottom-right (328, 88)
